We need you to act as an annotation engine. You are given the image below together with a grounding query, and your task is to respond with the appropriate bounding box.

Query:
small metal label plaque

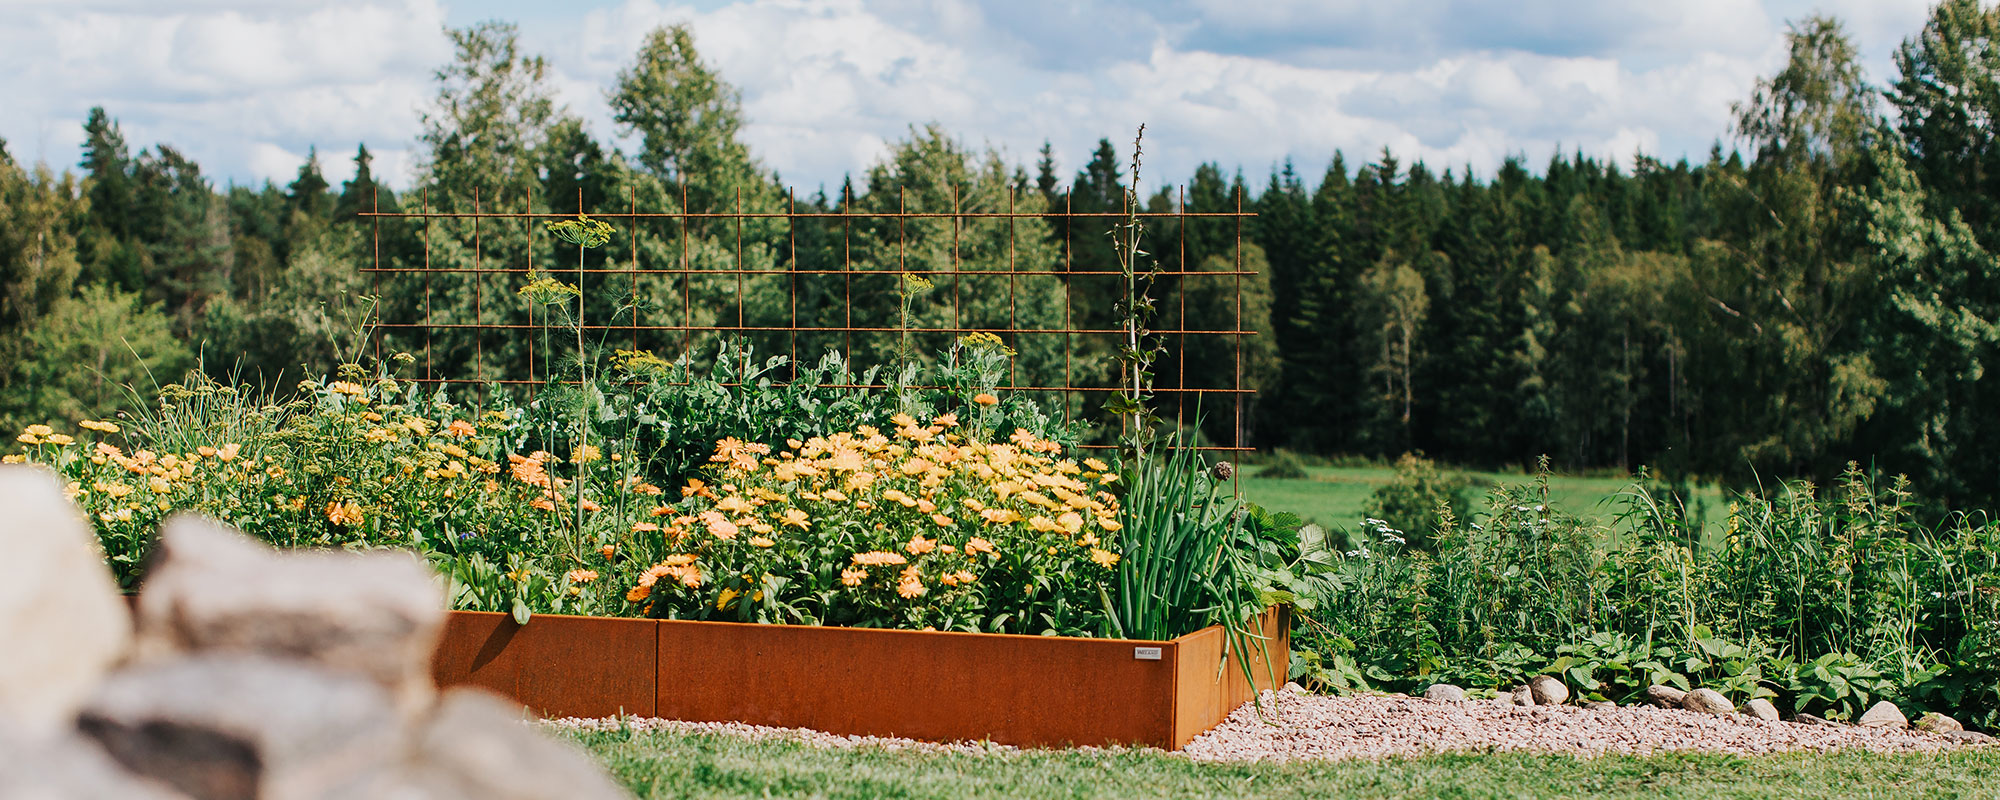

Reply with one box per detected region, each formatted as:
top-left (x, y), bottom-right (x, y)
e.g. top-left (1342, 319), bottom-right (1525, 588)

top-left (1133, 646), bottom-right (1163, 661)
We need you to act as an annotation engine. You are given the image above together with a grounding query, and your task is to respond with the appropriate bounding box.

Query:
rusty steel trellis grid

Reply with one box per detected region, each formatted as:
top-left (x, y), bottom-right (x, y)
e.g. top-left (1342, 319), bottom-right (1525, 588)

top-left (359, 185), bottom-right (1257, 454)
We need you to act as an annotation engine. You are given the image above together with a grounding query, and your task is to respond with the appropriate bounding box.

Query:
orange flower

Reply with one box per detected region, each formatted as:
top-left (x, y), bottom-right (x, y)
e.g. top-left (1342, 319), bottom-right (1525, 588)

top-left (448, 419), bottom-right (478, 438)
top-left (564, 569), bottom-right (599, 584)
top-left (600, 544), bottom-right (617, 558)
top-left (324, 501), bottom-right (364, 526)
top-left (973, 393), bottom-right (999, 406)
top-left (964, 537), bottom-right (996, 555)
top-left (896, 566), bottom-right (927, 598)
top-left (904, 535), bottom-right (937, 555)
top-left (626, 584), bottom-right (652, 602)
top-left (851, 551), bottom-right (908, 567)
top-left (632, 522), bottom-right (661, 533)
top-left (682, 478), bottom-right (716, 499)
top-left (841, 567), bottom-right (868, 587)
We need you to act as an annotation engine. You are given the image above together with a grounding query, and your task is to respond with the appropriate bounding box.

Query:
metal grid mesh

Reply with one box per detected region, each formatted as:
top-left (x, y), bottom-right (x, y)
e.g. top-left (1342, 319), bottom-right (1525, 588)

top-left (360, 185), bottom-right (1256, 453)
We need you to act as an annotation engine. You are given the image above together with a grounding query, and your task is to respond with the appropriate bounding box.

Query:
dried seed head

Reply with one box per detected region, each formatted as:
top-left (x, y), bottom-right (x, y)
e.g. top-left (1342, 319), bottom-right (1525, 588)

top-left (1212, 461), bottom-right (1235, 480)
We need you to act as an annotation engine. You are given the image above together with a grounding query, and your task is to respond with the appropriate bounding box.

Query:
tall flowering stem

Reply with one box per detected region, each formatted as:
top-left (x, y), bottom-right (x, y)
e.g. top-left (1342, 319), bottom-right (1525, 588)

top-left (1107, 125), bottom-right (1162, 462)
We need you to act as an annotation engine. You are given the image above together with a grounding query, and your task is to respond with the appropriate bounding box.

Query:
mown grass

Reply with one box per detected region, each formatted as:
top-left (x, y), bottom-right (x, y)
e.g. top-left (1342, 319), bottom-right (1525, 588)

top-left (558, 726), bottom-right (2000, 799)
top-left (1238, 464), bottom-right (1727, 541)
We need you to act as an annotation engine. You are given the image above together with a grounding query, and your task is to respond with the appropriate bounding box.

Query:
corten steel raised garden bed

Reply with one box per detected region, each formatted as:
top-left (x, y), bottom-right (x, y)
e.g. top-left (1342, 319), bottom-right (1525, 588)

top-left (431, 608), bottom-right (1289, 749)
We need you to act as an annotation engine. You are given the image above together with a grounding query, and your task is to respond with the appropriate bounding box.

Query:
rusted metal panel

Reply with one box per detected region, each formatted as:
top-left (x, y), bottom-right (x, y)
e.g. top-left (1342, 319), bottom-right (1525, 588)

top-left (1168, 607), bottom-right (1290, 749)
top-left (656, 620), bottom-right (1181, 748)
top-left (428, 608), bottom-right (1282, 750)
top-left (432, 611), bottom-right (657, 719)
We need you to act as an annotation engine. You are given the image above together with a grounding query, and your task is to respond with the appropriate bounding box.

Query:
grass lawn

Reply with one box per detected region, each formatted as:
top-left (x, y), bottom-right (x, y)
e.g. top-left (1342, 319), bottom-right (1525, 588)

top-left (1237, 464), bottom-right (1728, 542)
top-left (560, 727), bottom-right (2000, 799)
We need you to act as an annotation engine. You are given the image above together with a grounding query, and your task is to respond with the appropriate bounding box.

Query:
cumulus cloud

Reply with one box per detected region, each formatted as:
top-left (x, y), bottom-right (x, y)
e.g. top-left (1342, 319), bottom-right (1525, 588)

top-left (0, 0), bottom-right (1945, 197)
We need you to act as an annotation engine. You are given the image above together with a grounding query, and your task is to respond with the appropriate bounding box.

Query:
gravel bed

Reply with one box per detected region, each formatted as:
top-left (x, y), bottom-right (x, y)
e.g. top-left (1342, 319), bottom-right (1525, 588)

top-left (546, 690), bottom-right (1983, 763)
top-left (1181, 690), bottom-right (1970, 761)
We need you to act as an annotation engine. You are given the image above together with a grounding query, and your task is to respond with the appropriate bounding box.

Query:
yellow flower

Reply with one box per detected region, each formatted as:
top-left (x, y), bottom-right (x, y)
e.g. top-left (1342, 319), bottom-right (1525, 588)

top-left (25, 424), bottom-right (53, 437)
top-left (148, 476), bottom-right (171, 494)
top-left (1, 454), bottom-right (24, 464)
top-left (1083, 457), bottom-right (1109, 472)
top-left (15, 433), bottom-right (41, 445)
top-left (1029, 516), bottom-right (1058, 533)
top-left (930, 513), bottom-right (955, 527)
top-left (973, 393), bottom-right (999, 406)
top-left (1097, 517), bottom-right (1122, 532)
top-left (1057, 512), bottom-right (1085, 535)
top-left (328, 381), bottom-right (364, 397)
top-left (780, 508), bottom-right (811, 529)
top-left (80, 419), bottom-right (119, 433)
top-left (716, 496), bottom-right (754, 513)
top-left (1090, 548), bottom-right (1121, 568)
top-left (716, 588), bottom-right (740, 609)
top-left (46, 434), bottom-right (74, 446)
top-left (822, 489), bottom-right (848, 503)
top-left (570, 444), bottom-right (601, 464)
top-left (218, 443), bottom-right (241, 461)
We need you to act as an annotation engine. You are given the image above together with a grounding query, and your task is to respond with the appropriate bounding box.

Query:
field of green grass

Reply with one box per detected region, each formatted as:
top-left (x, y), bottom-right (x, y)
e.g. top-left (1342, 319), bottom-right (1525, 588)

top-left (561, 727), bottom-right (2000, 799)
top-left (1236, 463), bottom-right (1728, 541)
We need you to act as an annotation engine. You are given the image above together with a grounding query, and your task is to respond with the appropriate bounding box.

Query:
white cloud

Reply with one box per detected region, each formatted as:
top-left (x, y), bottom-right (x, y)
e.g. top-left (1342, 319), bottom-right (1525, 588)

top-left (0, 0), bottom-right (1934, 198)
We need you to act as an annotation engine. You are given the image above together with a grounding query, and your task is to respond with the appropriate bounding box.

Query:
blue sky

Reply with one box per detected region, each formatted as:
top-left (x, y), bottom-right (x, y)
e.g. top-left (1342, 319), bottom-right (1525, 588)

top-left (0, 0), bottom-right (1941, 195)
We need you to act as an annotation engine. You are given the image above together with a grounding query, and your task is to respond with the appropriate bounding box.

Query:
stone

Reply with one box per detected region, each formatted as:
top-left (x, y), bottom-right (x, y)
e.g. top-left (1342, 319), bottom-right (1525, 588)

top-left (359, 688), bottom-right (630, 800)
top-left (1681, 688), bottom-right (1734, 715)
top-left (1585, 701), bottom-right (1617, 711)
top-left (1423, 684), bottom-right (1466, 702)
top-left (1742, 698), bottom-right (1780, 721)
top-left (0, 466), bottom-right (133, 738)
top-left (1511, 685), bottom-right (1536, 707)
top-left (1948, 730), bottom-right (1995, 745)
top-left (1914, 712), bottom-right (1963, 734)
top-left (77, 655), bottom-right (402, 800)
top-left (132, 514), bottom-right (445, 711)
top-left (0, 721), bottom-right (188, 800)
top-left (1795, 713), bottom-right (1841, 727)
top-left (1280, 682), bottom-right (1308, 695)
top-left (1529, 675), bottom-right (1569, 706)
top-left (1858, 701), bottom-right (1909, 729)
top-left (1644, 684), bottom-right (1687, 708)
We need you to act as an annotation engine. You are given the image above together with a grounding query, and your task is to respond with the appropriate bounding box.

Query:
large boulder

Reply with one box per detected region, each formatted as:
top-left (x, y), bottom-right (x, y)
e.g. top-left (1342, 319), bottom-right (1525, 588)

top-left (1742, 698), bottom-right (1781, 721)
top-left (77, 655), bottom-right (402, 800)
top-left (132, 515), bottom-right (445, 711)
top-left (0, 466), bottom-right (132, 738)
top-left (1510, 685), bottom-right (1536, 707)
top-left (0, 718), bottom-right (189, 799)
top-left (360, 689), bottom-right (630, 800)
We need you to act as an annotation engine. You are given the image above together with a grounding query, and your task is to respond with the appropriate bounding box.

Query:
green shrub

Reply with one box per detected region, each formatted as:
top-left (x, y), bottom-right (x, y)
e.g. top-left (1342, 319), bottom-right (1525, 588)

top-left (1255, 449), bottom-right (1310, 480)
top-left (1360, 452), bottom-right (1474, 551)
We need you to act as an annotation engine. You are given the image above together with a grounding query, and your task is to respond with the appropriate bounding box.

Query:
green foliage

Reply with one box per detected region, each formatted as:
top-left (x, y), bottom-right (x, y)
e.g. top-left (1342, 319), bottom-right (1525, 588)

top-left (1294, 466), bottom-right (2000, 726)
top-left (1, 284), bottom-right (193, 433)
top-left (1256, 449), bottom-right (1310, 480)
top-left (1359, 452), bottom-right (1473, 551)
